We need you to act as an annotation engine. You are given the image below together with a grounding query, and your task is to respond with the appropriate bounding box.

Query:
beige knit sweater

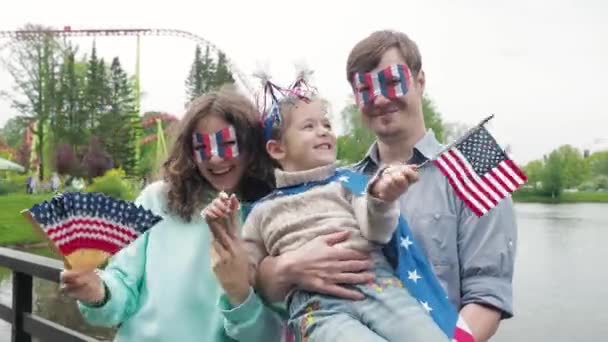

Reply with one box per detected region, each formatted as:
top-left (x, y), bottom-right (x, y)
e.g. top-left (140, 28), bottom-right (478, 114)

top-left (242, 163), bottom-right (399, 265)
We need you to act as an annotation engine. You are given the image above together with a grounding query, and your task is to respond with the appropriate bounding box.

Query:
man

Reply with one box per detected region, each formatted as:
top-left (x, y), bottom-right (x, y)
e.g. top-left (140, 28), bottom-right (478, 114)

top-left (347, 30), bottom-right (517, 341)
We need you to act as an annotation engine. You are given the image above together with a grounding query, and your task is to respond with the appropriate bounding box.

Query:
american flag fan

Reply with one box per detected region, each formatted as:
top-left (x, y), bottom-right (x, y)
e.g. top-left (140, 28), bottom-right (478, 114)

top-left (22, 192), bottom-right (162, 270)
top-left (425, 114), bottom-right (527, 216)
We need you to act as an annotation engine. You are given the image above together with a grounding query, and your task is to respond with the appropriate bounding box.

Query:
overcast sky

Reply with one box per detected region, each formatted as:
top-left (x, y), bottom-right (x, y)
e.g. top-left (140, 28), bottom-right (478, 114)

top-left (1, 0), bottom-right (606, 164)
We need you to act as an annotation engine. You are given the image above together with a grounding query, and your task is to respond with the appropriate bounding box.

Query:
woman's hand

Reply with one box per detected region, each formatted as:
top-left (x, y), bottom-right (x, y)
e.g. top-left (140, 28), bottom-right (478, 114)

top-left (209, 219), bottom-right (253, 307)
top-left (257, 231), bottom-right (374, 302)
top-left (60, 269), bottom-right (105, 304)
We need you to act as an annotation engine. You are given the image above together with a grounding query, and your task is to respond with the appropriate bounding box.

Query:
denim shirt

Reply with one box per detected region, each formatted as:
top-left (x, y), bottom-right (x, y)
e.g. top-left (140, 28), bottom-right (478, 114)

top-left (351, 130), bottom-right (517, 318)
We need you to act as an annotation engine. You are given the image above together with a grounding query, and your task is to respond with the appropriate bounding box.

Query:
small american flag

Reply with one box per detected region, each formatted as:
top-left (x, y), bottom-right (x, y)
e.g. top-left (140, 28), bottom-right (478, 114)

top-left (433, 125), bottom-right (527, 216)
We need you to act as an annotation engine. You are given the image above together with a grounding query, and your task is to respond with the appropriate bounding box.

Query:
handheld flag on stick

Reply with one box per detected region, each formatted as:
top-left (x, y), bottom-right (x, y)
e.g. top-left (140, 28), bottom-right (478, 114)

top-left (421, 114), bottom-right (527, 216)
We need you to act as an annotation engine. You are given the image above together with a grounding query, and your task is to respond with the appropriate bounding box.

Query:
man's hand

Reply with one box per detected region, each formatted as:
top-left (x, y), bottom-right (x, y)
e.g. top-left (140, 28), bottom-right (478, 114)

top-left (257, 231), bottom-right (374, 302)
top-left (370, 164), bottom-right (419, 202)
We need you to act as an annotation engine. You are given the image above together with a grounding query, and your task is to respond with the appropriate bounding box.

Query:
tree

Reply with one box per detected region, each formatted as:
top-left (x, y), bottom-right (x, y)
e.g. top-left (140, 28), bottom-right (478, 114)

top-left (211, 51), bottom-right (235, 89)
top-left (185, 46), bottom-right (235, 102)
top-left (555, 145), bottom-right (588, 189)
top-left (185, 45), bottom-right (205, 103)
top-left (335, 93), bottom-right (446, 164)
top-left (541, 152), bottom-right (563, 197)
top-left (422, 95), bottom-right (444, 143)
top-left (99, 57), bottom-right (141, 175)
top-left (537, 145), bottom-right (588, 197)
top-left (1, 24), bottom-right (63, 179)
top-left (54, 48), bottom-right (89, 148)
top-left (0, 117), bottom-right (26, 149)
top-left (524, 160), bottom-right (544, 189)
top-left (16, 142), bottom-right (31, 171)
top-left (336, 103), bottom-right (376, 164)
top-left (587, 151), bottom-right (608, 177)
top-left (55, 143), bottom-right (78, 175)
top-left (81, 136), bottom-right (113, 179)
top-left (83, 43), bottom-right (106, 133)
top-left (185, 45), bottom-right (218, 102)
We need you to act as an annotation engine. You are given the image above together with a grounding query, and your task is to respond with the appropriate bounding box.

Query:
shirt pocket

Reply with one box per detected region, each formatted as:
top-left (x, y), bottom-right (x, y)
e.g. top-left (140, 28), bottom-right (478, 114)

top-left (409, 212), bottom-right (458, 267)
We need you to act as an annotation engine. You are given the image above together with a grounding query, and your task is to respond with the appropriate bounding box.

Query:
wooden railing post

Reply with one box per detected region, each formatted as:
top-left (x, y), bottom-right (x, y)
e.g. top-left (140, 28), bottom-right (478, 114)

top-left (11, 271), bottom-right (32, 342)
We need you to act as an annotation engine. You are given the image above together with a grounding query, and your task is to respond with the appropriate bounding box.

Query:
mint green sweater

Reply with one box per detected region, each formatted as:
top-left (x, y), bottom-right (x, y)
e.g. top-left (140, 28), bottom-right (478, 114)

top-left (78, 181), bottom-right (285, 341)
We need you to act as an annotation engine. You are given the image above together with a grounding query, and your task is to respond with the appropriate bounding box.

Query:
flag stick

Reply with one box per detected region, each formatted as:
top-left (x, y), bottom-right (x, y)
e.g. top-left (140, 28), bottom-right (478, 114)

top-left (417, 114), bottom-right (496, 169)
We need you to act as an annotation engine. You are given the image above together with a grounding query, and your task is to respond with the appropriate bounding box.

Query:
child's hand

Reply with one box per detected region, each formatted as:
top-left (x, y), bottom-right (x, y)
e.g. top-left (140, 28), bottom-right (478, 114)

top-left (370, 164), bottom-right (419, 202)
top-left (60, 269), bottom-right (105, 304)
top-left (202, 192), bottom-right (240, 233)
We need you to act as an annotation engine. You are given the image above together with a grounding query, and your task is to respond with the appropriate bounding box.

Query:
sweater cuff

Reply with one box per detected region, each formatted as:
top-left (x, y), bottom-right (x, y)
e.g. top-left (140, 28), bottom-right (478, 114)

top-left (79, 280), bottom-right (111, 308)
top-left (218, 287), bottom-right (263, 324)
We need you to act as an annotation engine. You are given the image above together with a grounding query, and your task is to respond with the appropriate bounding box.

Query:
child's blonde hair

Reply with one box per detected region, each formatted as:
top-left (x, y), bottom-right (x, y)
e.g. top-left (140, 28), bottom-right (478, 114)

top-left (266, 94), bottom-right (327, 142)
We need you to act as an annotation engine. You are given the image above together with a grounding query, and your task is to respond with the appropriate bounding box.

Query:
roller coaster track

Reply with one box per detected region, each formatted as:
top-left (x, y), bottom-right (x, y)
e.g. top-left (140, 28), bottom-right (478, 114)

top-left (0, 27), bottom-right (255, 95)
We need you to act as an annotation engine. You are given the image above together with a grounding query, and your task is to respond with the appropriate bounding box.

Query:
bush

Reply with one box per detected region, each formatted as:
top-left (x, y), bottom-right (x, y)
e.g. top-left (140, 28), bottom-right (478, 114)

top-left (578, 175), bottom-right (608, 192)
top-left (0, 180), bottom-right (18, 195)
top-left (0, 174), bottom-right (29, 195)
top-left (86, 169), bottom-right (135, 200)
top-left (55, 144), bottom-right (79, 176)
top-left (82, 137), bottom-right (113, 179)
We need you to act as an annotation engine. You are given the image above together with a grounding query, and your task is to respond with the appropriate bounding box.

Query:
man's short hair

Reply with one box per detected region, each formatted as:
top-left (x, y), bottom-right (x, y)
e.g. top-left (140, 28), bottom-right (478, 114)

top-left (346, 30), bottom-right (422, 84)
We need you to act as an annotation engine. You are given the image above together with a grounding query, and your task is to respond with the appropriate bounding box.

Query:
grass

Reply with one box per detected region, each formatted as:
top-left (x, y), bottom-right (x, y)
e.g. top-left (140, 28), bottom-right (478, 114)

top-left (0, 193), bottom-right (53, 246)
top-left (512, 190), bottom-right (608, 204)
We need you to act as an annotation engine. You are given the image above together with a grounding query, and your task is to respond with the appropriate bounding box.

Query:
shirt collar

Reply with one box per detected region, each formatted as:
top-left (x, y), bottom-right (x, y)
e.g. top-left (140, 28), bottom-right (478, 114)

top-left (363, 129), bottom-right (444, 167)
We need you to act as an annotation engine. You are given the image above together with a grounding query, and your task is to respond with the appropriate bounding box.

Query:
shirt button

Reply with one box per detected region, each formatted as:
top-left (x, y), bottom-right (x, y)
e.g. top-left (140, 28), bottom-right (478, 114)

top-left (433, 213), bottom-right (441, 220)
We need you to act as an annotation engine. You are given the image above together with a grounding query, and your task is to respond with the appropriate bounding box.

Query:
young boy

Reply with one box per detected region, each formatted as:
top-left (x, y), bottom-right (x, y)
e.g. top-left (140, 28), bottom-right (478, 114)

top-left (204, 89), bottom-right (448, 341)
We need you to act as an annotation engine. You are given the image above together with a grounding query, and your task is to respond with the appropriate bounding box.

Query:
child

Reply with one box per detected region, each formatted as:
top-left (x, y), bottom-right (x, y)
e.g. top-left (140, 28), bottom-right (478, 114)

top-left (60, 86), bottom-right (285, 342)
top-left (204, 84), bottom-right (448, 341)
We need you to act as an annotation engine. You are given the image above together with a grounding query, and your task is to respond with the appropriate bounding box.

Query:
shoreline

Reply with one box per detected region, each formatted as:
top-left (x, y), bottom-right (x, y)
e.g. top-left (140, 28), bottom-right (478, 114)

top-left (512, 191), bottom-right (608, 204)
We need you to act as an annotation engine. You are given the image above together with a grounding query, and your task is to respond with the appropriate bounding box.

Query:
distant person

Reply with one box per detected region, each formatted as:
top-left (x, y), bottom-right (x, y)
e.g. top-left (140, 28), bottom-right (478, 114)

top-left (51, 172), bottom-right (60, 193)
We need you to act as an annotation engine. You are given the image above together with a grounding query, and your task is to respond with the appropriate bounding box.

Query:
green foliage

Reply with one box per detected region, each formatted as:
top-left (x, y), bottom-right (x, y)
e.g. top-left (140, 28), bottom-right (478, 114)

top-left (0, 117), bottom-right (26, 149)
top-left (587, 151), bottom-right (608, 177)
top-left (0, 180), bottom-right (19, 195)
top-left (335, 94), bottom-right (445, 164)
top-left (0, 174), bottom-right (29, 195)
top-left (86, 168), bottom-right (136, 200)
top-left (523, 160), bottom-right (544, 189)
top-left (0, 150), bottom-right (12, 160)
top-left (578, 175), bottom-right (608, 192)
top-left (96, 57), bottom-right (141, 175)
top-left (520, 145), bottom-right (605, 201)
top-left (422, 95), bottom-right (444, 143)
top-left (185, 45), bottom-right (235, 102)
top-left (336, 104), bottom-right (375, 164)
top-left (3, 24), bottom-right (65, 179)
top-left (540, 150), bottom-right (564, 197)
top-left (4, 30), bottom-right (142, 178)
top-left (512, 189), bottom-right (608, 203)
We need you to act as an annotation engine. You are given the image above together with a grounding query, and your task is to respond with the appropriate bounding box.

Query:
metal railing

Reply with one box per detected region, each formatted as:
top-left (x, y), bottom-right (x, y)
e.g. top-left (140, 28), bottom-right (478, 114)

top-left (0, 247), bottom-right (98, 342)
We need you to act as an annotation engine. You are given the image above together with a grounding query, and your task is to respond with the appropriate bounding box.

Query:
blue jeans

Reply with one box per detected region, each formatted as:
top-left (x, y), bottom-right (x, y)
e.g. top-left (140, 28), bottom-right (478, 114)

top-left (287, 253), bottom-right (448, 342)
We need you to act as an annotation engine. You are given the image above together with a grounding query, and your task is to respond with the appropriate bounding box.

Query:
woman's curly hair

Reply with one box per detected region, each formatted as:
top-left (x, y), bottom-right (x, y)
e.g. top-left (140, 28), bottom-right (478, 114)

top-left (162, 85), bottom-right (274, 221)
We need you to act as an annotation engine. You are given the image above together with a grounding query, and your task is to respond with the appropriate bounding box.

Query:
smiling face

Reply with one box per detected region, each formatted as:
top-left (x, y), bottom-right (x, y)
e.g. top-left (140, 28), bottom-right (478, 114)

top-left (193, 114), bottom-right (248, 192)
top-left (266, 98), bottom-right (337, 172)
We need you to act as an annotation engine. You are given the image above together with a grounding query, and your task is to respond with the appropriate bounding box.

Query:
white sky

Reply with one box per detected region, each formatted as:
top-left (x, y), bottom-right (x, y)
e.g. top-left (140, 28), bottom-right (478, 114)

top-left (1, 0), bottom-right (607, 164)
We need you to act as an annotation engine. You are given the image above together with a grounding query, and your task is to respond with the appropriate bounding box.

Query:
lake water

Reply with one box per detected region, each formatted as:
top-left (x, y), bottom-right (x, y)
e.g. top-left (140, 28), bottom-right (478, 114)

top-left (0, 203), bottom-right (606, 341)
